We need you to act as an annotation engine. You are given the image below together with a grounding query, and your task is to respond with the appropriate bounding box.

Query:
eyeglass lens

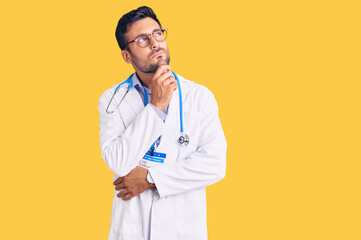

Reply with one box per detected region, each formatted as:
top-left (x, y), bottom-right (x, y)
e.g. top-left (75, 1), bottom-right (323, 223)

top-left (136, 29), bottom-right (167, 48)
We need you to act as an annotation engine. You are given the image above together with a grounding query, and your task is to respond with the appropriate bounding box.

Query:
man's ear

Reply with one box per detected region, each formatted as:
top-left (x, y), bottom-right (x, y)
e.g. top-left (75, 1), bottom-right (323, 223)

top-left (121, 49), bottom-right (132, 64)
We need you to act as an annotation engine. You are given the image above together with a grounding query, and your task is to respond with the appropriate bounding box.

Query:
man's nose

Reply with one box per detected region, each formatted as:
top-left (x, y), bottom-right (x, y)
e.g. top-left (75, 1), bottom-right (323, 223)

top-left (149, 35), bottom-right (160, 49)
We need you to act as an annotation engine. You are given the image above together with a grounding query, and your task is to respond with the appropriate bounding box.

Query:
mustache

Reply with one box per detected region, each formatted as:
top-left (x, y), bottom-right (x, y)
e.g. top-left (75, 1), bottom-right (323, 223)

top-left (150, 48), bottom-right (166, 57)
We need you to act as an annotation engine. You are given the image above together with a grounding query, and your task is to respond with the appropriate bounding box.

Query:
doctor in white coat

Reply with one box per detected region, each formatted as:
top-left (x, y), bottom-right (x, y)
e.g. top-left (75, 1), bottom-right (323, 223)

top-left (98, 6), bottom-right (227, 240)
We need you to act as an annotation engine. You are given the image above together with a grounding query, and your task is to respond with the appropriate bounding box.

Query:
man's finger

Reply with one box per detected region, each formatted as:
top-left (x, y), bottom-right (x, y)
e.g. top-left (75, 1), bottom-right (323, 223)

top-left (157, 71), bottom-right (173, 84)
top-left (123, 193), bottom-right (135, 201)
top-left (115, 182), bottom-right (125, 190)
top-left (113, 177), bottom-right (123, 185)
top-left (155, 69), bottom-right (172, 84)
top-left (170, 81), bottom-right (178, 90)
top-left (117, 188), bottom-right (129, 198)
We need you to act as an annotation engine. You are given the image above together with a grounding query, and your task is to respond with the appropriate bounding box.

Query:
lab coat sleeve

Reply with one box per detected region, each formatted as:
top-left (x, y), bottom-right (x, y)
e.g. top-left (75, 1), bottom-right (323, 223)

top-left (98, 89), bottom-right (166, 177)
top-left (148, 92), bottom-right (227, 198)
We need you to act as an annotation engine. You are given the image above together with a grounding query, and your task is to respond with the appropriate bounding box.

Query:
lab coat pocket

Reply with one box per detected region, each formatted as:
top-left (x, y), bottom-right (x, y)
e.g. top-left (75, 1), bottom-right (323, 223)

top-left (175, 189), bottom-right (207, 236)
top-left (111, 194), bottom-right (141, 235)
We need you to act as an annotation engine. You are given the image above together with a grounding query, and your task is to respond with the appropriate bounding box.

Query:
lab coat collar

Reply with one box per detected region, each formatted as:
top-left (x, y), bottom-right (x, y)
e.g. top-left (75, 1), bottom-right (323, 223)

top-left (130, 72), bottom-right (143, 91)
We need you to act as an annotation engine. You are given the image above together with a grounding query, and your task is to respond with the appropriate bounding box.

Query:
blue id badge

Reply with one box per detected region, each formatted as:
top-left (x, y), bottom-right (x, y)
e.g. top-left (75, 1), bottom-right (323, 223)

top-left (142, 150), bottom-right (166, 163)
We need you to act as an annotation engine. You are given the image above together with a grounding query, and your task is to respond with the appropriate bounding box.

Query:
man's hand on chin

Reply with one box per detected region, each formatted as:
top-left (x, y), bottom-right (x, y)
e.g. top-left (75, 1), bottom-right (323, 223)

top-left (113, 166), bottom-right (151, 201)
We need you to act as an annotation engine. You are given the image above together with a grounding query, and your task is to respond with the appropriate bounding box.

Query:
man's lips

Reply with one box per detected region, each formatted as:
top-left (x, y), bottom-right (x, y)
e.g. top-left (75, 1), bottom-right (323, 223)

top-left (151, 51), bottom-right (165, 58)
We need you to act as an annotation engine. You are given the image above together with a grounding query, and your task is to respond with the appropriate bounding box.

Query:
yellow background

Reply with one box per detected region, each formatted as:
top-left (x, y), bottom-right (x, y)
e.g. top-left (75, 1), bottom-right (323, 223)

top-left (1, 0), bottom-right (360, 239)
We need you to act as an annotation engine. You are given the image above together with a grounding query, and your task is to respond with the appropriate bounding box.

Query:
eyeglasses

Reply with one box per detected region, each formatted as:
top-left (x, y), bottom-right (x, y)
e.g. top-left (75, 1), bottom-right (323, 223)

top-left (126, 28), bottom-right (168, 48)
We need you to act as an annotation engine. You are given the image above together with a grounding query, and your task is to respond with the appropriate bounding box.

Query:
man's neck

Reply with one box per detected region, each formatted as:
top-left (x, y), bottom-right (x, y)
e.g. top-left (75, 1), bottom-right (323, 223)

top-left (135, 71), bottom-right (154, 89)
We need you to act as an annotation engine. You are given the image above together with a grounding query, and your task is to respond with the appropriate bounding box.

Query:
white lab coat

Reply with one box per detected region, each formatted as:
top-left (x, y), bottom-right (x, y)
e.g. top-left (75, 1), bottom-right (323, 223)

top-left (98, 73), bottom-right (227, 240)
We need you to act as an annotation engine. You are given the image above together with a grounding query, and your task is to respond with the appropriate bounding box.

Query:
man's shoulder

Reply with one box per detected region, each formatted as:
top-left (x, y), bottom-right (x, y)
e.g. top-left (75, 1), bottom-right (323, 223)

top-left (98, 83), bottom-right (123, 103)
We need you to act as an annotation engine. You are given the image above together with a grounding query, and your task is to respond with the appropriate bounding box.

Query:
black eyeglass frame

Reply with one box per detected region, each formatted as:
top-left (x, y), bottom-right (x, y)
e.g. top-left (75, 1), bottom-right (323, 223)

top-left (125, 28), bottom-right (168, 48)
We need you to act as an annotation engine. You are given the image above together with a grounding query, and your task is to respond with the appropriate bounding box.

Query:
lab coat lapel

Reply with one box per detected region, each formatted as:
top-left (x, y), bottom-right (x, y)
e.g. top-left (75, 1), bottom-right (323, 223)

top-left (124, 87), bottom-right (144, 113)
top-left (156, 81), bottom-right (181, 154)
top-left (118, 87), bottom-right (144, 128)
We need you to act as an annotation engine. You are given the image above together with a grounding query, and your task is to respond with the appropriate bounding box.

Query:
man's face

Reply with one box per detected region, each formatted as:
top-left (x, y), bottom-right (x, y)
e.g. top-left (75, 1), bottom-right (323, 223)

top-left (124, 17), bottom-right (170, 73)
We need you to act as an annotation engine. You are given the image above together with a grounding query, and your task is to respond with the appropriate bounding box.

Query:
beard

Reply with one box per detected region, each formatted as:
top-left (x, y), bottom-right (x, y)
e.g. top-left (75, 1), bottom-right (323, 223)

top-left (130, 49), bottom-right (171, 73)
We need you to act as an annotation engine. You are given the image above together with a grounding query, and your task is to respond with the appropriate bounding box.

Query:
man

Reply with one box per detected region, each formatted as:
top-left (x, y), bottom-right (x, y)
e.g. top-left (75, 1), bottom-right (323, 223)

top-left (98, 6), bottom-right (227, 240)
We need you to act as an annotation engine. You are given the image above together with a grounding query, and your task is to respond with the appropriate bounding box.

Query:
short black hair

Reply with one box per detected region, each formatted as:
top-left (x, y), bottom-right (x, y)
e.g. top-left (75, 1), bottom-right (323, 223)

top-left (115, 6), bottom-right (162, 50)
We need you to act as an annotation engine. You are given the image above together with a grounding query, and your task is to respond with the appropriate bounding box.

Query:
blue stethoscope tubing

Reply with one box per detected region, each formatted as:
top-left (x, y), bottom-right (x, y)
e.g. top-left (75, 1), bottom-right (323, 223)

top-left (105, 73), bottom-right (134, 114)
top-left (106, 71), bottom-right (189, 147)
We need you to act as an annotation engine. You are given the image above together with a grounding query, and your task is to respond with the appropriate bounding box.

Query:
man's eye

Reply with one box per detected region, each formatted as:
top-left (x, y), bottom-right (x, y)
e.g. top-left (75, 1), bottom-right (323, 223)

top-left (154, 31), bottom-right (162, 37)
top-left (138, 36), bottom-right (148, 43)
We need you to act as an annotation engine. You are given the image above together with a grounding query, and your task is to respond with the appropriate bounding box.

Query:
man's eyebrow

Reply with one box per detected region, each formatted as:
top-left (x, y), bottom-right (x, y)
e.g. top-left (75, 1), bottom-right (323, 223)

top-left (134, 28), bottom-right (162, 39)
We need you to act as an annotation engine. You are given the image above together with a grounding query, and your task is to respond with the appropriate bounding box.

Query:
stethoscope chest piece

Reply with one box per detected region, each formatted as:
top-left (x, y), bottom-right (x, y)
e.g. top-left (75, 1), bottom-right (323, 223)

top-left (178, 133), bottom-right (190, 146)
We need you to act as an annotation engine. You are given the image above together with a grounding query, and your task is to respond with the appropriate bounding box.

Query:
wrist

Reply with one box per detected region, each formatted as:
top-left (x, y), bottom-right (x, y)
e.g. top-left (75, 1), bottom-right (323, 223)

top-left (150, 100), bottom-right (166, 111)
top-left (146, 171), bottom-right (157, 190)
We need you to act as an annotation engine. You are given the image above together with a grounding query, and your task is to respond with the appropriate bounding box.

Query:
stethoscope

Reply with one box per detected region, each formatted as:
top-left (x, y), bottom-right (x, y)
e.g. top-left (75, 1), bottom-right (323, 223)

top-left (105, 71), bottom-right (190, 147)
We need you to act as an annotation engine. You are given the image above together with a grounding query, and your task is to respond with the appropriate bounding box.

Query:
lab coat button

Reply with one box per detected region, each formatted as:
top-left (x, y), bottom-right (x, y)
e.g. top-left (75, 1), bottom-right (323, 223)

top-left (154, 194), bottom-right (159, 199)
